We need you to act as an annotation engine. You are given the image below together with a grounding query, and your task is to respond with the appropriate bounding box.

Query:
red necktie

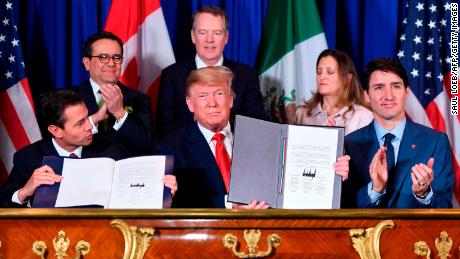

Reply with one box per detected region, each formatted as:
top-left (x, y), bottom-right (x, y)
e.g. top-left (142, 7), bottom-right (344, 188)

top-left (212, 133), bottom-right (231, 192)
top-left (69, 153), bottom-right (79, 158)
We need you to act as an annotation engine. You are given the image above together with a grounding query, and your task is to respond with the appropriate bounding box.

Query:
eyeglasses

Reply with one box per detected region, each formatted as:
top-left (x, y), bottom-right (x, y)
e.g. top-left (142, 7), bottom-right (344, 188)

top-left (88, 54), bottom-right (123, 64)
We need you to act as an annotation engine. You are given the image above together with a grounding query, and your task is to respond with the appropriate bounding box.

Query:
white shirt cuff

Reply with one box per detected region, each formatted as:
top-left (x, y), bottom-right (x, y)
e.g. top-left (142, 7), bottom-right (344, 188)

top-left (12, 190), bottom-right (25, 205)
top-left (88, 116), bottom-right (99, 134)
top-left (113, 111), bottom-right (128, 131)
top-left (224, 194), bottom-right (233, 209)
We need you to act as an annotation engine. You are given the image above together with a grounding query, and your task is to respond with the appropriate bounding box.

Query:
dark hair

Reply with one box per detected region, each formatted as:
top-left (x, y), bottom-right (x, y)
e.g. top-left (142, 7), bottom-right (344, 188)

top-left (362, 58), bottom-right (409, 91)
top-left (303, 49), bottom-right (366, 116)
top-left (192, 6), bottom-right (229, 31)
top-left (39, 90), bottom-right (84, 129)
top-left (82, 31), bottom-right (124, 58)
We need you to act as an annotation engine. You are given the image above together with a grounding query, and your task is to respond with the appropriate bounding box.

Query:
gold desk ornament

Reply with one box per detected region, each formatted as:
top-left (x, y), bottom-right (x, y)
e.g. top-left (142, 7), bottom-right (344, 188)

top-left (32, 240), bottom-right (47, 259)
top-left (74, 240), bottom-right (91, 258)
top-left (435, 231), bottom-right (452, 259)
top-left (31, 231), bottom-right (90, 259)
top-left (222, 229), bottom-right (281, 258)
top-left (413, 241), bottom-right (431, 259)
top-left (413, 231), bottom-right (454, 259)
top-left (111, 219), bottom-right (155, 259)
top-left (349, 219), bottom-right (395, 259)
top-left (53, 230), bottom-right (70, 259)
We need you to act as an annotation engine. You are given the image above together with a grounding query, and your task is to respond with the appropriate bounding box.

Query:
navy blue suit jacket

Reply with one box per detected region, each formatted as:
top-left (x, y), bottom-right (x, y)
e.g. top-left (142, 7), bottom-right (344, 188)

top-left (0, 138), bottom-right (127, 208)
top-left (75, 80), bottom-right (155, 155)
top-left (156, 123), bottom-right (227, 208)
top-left (343, 119), bottom-right (453, 208)
top-left (156, 57), bottom-right (267, 139)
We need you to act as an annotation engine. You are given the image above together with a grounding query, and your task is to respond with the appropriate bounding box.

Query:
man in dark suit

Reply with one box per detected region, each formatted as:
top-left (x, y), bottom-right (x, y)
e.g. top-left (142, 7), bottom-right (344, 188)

top-left (158, 66), bottom-right (351, 208)
top-left (157, 66), bottom-right (267, 208)
top-left (343, 58), bottom-right (453, 208)
top-left (75, 31), bottom-right (154, 155)
top-left (156, 6), bottom-right (266, 139)
top-left (0, 90), bottom-right (128, 208)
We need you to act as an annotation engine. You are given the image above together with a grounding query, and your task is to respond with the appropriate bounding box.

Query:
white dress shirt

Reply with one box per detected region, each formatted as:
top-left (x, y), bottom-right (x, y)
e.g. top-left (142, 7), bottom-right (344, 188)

top-left (195, 55), bottom-right (224, 69)
top-left (12, 139), bottom-right (83, 205)
top-left (196, 122), bottom-right (233, 208)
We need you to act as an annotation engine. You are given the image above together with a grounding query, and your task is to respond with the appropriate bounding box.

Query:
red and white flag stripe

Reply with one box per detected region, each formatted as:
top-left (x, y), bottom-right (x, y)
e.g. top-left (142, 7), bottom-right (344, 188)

top-left (406, 77), bottom-right (460, 205)
top-left (104, 0), bottom-right (175, 113)
top-left (0, 79), bottom-right (42, 186)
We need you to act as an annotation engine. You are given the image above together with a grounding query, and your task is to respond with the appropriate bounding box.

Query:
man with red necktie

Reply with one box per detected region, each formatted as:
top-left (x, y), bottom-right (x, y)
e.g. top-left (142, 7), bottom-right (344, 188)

top-left (158, 66), bottom-right (350, 208)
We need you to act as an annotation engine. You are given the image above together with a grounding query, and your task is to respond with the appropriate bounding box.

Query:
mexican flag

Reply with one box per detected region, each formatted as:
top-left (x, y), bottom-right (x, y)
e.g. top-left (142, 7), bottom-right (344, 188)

top-left (257, 0), bottom-right (327, 123)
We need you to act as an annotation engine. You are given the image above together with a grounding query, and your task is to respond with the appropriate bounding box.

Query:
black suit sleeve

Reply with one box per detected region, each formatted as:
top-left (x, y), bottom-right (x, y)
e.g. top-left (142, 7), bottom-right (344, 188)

top-left (156, 67), bottom-right (178, 139)
top-left (237, 68), bottom-right (267, 121)
top-left (0, 153), bottom-right (37, 208)
top-left (112, 88), bottom-right (155, 154)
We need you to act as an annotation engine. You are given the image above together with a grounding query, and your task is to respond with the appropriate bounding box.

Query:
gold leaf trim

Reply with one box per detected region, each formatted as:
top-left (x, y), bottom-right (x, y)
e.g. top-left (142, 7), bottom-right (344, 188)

top-left (349, 219), bottom-right (395, 259)
top-left (32, 240), bottom-right (47, 259)
top-left (414, 240), bottom-right (431, 259)
top-left (223, 229), bottom-right (281, 258)
top-left (111, 219), bottom-right (155, 259)
top-left (414, 231), bottom-right (454, 259)
top-left (32, 231), bottom-right (90, 259)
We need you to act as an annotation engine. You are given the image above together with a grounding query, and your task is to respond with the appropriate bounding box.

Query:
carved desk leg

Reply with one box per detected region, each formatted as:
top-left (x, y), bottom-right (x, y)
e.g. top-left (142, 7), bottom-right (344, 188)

top-left (349, 219), bottom-right (395, 259)
top-left (111, 219), bottom-right (155, 259)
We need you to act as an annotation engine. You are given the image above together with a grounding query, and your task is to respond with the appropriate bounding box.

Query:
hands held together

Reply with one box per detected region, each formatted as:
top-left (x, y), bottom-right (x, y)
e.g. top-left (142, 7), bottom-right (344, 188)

top-left (369, 146), bottom-right (434, 197)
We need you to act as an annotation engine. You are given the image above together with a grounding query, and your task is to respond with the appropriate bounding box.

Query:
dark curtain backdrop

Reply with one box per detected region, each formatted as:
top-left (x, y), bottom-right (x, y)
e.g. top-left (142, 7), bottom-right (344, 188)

top-left (15, 0), bottom-right (407, 103)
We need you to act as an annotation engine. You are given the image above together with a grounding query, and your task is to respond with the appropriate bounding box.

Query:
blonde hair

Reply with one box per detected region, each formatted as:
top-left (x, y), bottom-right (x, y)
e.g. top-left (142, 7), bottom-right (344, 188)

top-left (186, 66), bottom-right (234, 96)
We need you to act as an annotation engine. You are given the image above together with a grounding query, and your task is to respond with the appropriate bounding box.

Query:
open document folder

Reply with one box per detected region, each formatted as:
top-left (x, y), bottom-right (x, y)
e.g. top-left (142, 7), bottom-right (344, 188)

top-left (228, 115), bottom-right (344, 209)
top-left (33, 156), bottom-right (174, 208)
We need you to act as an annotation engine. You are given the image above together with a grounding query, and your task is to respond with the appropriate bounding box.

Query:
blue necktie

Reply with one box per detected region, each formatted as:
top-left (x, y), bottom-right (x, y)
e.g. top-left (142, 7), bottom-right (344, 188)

top-left (383, 133), bottom-right (396, 173)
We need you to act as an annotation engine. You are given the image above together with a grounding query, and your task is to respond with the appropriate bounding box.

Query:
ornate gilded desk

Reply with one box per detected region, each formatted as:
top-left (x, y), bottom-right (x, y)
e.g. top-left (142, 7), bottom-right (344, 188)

top-left (0, 209), bottom-right (459, 258)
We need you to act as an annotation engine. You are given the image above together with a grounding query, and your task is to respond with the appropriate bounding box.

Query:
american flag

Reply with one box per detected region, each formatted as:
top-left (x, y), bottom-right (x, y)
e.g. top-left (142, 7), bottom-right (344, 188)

top-left (0, 1), bottom-right (41, 187)
top-left (397, 0), bottom-right (459, 204)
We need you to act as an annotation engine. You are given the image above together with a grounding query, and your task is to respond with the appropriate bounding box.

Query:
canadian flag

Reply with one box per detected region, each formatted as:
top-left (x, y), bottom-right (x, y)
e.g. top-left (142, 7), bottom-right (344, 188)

top-left (104, 0), bottom-right (175, 114)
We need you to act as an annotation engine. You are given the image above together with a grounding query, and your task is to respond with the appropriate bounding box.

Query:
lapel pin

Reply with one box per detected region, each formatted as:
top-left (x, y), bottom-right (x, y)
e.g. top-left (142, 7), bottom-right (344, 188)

top-left (411, 144), bottom-right (416, 149)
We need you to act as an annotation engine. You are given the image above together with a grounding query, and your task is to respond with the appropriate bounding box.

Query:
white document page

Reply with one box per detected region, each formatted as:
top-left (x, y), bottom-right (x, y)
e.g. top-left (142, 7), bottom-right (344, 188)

top-left (108, 156), bottom-right (166, 209)
top-left (282, 125), bottom-right (339, 209)
top-left (55, 158), bottom-right (115, 207)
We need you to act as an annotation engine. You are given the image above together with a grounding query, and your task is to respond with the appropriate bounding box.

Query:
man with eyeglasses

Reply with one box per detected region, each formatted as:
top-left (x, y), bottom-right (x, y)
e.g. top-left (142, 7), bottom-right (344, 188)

top-left (74, 31), bottom-right (155, 155)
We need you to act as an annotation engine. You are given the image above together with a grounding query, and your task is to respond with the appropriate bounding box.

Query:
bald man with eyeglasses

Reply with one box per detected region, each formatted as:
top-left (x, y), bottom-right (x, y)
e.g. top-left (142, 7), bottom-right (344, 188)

top-left (74, 31), bottom-right (155, 156)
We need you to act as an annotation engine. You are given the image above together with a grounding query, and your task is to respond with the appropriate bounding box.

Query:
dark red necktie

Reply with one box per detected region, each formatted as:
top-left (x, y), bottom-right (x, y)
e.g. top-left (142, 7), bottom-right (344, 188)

top-left (212, 133), bottom-right (231, 192)
top-left (69, 153), bottom-right (79, 158)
